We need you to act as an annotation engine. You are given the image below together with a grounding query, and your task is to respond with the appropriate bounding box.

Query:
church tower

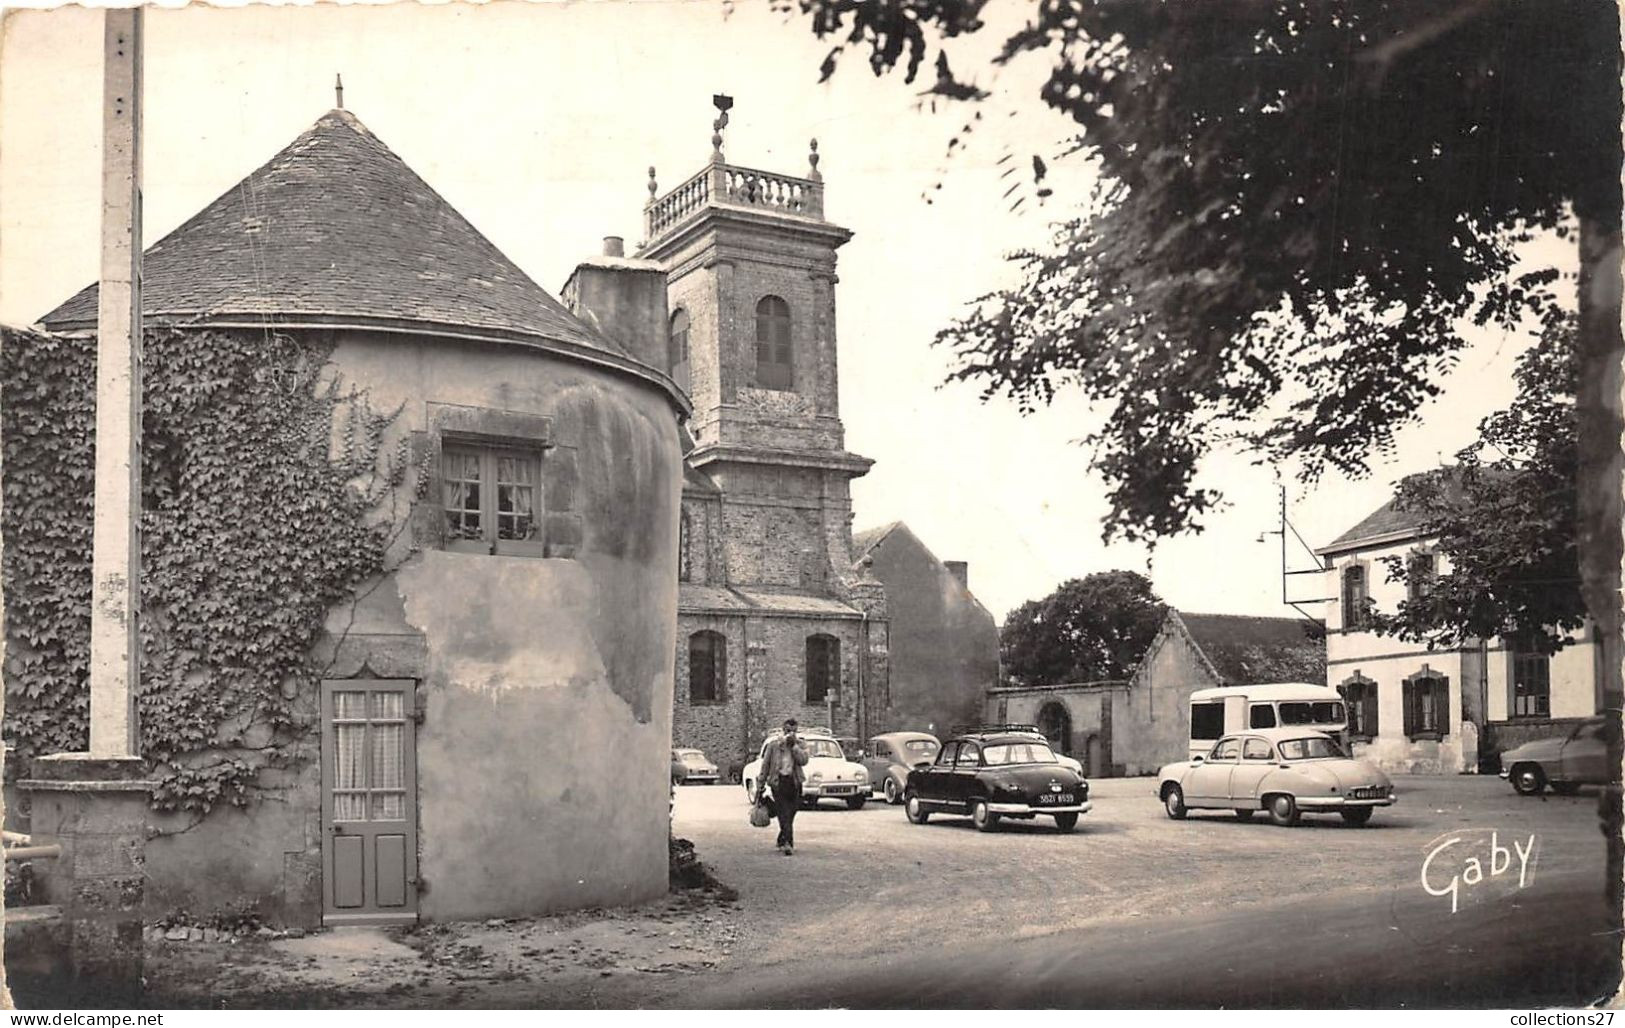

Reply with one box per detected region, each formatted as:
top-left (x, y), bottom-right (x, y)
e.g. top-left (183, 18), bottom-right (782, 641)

top-left (640, 98), bottom-right (872, 594)
top-left (647, 98), bottom-right (887, 768)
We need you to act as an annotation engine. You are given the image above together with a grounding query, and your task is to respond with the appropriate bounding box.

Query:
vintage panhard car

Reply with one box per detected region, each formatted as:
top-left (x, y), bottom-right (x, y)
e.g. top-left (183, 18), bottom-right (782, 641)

top-left (672, 747), bottom-right (720, 785)
top-left (742, 727), bottom-right (871, 809)
top-left (1156, 727), bottom-right (1396, 826)
top-left (862, 731), bottom-right (941, 804)
top-left (904, 731), bottom-right (1090, 833)
top-left (1500, 713), bottom-right (1615, 795)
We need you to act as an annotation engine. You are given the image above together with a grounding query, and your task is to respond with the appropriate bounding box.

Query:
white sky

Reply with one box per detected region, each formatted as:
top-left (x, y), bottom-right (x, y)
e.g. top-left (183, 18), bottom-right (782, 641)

top-left (0, 0), bottom-right (1553, 625)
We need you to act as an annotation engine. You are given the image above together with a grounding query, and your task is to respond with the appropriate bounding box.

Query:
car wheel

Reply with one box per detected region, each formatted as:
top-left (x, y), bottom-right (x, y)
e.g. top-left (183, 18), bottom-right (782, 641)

top-left (1163, 784), bottom-right (1187, 820)
top-left (883, 777), bottom-right (902, 805)
top-left (970, 799), bottom-right (999, 833)
top-left (1510, 764), bottom-right (1546, 796)
top-left (1267, 794), bottom-right (1300, 827)
top-left (1235, 809), bottom-right (1256, 821)
top-left (1053, 812), bottom-right (1079, 833)
top-left (846, 796), bottom-right (867, 810)
top-left (1340, 806), bottom-right (1374, 826)
top-left (905, 792), bottom-right (930, 824)
top-left (1551, 781), bottom-right (1581, 796)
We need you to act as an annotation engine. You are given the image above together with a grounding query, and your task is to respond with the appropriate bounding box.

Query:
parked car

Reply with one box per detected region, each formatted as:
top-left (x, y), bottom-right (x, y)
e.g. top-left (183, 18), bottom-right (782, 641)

top-left (670, 751), bottom-right (687, 786)
top-left (1501, 714), bottom-right (1615, 795)
top-left (742, 728), bottom-right (871, 809)
top-left (903, 731), bottom-right (1090, 833)
top-left (863, 731), bottom-right (940, 804)
top-left (1155, 728), bottom-right (1395, 827)
top-left (672, 747), bottom-right (720, 785)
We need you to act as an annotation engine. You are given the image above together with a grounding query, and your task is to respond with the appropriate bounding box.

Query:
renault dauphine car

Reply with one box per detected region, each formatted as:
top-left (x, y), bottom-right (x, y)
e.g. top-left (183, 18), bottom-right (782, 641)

top-left (903, 731), bottom-right (1090, 833)
top-left (1155, 727), bottom-right (1395, 826)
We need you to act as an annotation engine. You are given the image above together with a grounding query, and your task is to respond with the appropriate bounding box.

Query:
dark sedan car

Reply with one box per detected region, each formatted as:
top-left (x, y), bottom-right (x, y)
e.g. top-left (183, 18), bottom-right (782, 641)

top-left (903, 732), bottom-right (1090, 833)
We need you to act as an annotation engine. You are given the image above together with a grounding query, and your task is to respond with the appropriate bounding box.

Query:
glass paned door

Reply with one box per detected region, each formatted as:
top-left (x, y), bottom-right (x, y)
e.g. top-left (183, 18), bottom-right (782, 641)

top-left (321, 680), bottom-right (418, 924)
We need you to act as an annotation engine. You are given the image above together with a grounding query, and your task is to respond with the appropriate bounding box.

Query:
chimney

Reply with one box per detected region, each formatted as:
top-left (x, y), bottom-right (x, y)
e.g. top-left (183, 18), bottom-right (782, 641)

top-left (946, 561), bottom-right (968, 590)
top-left (561, 237), bottom-right (670, 376)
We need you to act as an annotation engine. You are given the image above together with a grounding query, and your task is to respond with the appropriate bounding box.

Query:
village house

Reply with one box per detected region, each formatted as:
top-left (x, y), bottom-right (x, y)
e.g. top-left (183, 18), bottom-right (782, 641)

top-left (850, 522), bottom-right (999, 739)
top-left (647, 113), bottom-right (998, 775)
top-left (1318, 491), bottom-right (1604, 773)
top-left (987, 609), bottom-right (1326, 776)
top-left (17, 105), bottom-right (689, 926)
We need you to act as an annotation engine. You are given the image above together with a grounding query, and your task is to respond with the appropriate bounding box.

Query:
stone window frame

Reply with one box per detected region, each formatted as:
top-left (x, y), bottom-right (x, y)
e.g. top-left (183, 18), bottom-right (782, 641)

top-left (805, 632), bottom-right (840, 704)
top-left (1402, 665), bottom-right (1450, 741)
top-left (754, 295), bottom-right (794, 391)
top-left (1338, 670), bottom-right (1379, 741)
top-left (688, 630), bottom-right (727, 705)
top-left (415, 403), bottom-right (579, 560)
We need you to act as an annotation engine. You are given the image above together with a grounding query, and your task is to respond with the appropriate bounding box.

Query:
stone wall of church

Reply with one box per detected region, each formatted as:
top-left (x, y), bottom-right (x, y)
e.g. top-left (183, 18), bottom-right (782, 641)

top-left (673, 615), bottom-right (749, 777)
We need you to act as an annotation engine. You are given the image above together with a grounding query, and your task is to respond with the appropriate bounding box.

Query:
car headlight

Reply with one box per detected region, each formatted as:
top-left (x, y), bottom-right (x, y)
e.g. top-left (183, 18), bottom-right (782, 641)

top-left (809, 771), bottom-right (824, 783)
top-left (855, 768), bottom-right (868, 780)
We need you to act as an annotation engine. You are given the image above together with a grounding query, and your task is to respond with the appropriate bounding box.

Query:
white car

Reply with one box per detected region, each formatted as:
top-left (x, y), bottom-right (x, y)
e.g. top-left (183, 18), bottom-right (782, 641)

top-left (743, 729), bottom-right (871, 809)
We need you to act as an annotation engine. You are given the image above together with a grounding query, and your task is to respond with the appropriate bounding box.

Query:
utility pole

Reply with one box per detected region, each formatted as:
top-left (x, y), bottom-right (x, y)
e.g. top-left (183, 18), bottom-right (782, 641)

top-left (88, 6), bottom-right (143, 758)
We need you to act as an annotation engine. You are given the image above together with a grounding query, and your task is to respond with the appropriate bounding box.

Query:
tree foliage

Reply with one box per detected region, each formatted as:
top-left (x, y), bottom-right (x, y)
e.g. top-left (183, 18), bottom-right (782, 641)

top-left (1000, 570), bottom-right (1165, 686)
top-left (1366, 314), bottom-right (1583, 653)
top-left (779, 0), bottom-right (1621, 543)
top-left (1, 325), bottom-right (415, 814)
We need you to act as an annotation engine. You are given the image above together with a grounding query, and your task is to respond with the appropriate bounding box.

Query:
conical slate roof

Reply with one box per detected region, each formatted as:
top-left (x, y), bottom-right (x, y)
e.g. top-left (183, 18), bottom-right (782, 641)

top-left (40, 109), bottom-right (631, 367)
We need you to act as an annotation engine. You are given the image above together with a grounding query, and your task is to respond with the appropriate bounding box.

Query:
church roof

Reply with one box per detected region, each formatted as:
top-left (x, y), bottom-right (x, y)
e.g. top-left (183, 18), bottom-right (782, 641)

top-left (39, 109), bottom-right (634, 370)
top-left (1173, 611), bottom-right (1326, 686)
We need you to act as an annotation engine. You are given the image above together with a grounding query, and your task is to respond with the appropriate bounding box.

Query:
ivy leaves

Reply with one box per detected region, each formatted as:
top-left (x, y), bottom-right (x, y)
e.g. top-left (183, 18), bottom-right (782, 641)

top-left (2, 325), bottom-right (401, 813)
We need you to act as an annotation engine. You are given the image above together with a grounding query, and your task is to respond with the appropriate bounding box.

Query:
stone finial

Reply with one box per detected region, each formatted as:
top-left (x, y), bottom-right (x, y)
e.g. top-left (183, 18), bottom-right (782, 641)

top-left (808, 138), bottom-right (821, 181)
top-left (335, 73), bottom-right (344, 110)
top-left (647, 166), bottom-right (658, 199)
top-left (712, 93), bottom-right (733, 161)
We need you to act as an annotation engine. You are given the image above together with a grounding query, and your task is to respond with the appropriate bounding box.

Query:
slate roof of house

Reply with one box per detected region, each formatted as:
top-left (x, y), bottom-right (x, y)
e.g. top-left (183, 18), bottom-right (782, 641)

top-left (851, 522), bottom-right (903, 561)
top-left (1175, 611), bottom-right (1326, 686)
top-left (39, 109), bottom-right (658, 386)
top-left (1317, 496), bottom-right (1428, 554)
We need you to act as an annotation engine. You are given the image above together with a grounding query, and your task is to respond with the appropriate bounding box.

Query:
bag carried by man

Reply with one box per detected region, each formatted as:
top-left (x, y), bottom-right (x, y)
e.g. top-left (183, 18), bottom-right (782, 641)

top-left (749, 792), bottom-right (775, 828)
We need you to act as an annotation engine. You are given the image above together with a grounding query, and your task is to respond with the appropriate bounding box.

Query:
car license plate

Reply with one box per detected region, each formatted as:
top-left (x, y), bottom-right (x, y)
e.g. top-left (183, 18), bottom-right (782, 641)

top-left (826, 785), bottom-right (853, 795)
top-left (1038, 793), bottom-right (1073, 805)
top-left (1352, 787), bottom-right (1384, 800)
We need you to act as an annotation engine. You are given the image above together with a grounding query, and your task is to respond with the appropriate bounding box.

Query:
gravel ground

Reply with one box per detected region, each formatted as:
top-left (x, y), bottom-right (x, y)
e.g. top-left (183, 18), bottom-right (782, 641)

top-left (35, 772), bottom-right (1610, 1008)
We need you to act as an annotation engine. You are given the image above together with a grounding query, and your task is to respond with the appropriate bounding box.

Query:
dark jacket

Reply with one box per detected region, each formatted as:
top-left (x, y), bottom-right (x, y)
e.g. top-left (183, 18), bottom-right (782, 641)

top-left (755, 735), bottom-right (809, 800)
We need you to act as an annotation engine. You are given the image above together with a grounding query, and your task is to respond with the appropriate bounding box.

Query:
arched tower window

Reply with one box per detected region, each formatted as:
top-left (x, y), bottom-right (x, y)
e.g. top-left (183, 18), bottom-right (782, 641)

top-left (689, 630), bottom-right (726, 704)
top-left (805, 633), bottom-right (839, 703)
top-left (669, 309), bottom-right (691, 394)
top-left (755, 296), bottom-right (793, 391)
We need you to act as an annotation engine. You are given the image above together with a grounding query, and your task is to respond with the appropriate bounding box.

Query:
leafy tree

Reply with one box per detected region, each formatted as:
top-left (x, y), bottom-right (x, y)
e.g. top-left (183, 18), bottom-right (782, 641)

top-left (1000, 570), bottom-right (1165, 686)
top-left (1366, 315), bottom-right (1583, 653)
top-left (778, 0), bottom-right (1621, 698)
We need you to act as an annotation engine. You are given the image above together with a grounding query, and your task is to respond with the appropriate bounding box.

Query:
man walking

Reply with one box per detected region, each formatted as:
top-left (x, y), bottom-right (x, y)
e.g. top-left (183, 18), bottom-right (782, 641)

top-left (755, 718), bottom-right (809, 855)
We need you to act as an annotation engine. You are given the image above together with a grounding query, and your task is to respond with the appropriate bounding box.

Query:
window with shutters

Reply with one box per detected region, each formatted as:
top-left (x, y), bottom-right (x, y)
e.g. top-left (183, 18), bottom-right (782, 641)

top-left (805, 633), bottom-right (840, 704)
top-left (1402, 668), bottom-right (1450, 740)
top-left (688, 631), bottom-right (726, 704)
top-left (1338, 672), bottom-right (1379, 741)
top-left (1341, 563), bottom-right (1370, 630)
top-left (1406, 550), bottom-right (1437, 605)
top-left (1511, 649), bottom-right (1552, 718)
top-left (755, 295), bottom-right (793, 391)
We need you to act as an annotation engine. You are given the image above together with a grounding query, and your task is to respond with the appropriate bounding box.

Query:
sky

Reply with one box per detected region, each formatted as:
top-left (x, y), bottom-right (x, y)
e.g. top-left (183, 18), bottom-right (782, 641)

top-left (0, 0), bottom-right (1559, 625)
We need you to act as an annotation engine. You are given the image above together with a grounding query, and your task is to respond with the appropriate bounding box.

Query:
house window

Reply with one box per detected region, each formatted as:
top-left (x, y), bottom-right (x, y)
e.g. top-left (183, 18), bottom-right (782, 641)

top-left (441, 444), bottom-right (543, 555)
top-left (669, 309), bottom-right (691, 393)
top-left (1512, 650), bottom-right (1551, 718)
top-left (1402, 668), bottom-right (1450, 740)
top-left (755, 296), bottom-right (793, 391)
top-left (1407, 551), bottom-right (1437, 605)
top-left (689, 631), bottom-right (726, 704)
top-left (1339, 672), bottom-right (1379, 741)
top-left (806, 633), bottom-right (840, 704)
top-left (1341, 564), bottom-right (1369, 630)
